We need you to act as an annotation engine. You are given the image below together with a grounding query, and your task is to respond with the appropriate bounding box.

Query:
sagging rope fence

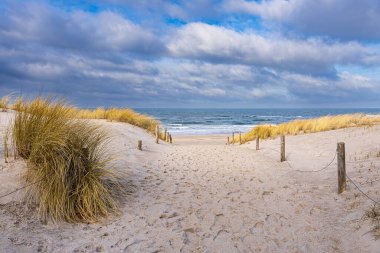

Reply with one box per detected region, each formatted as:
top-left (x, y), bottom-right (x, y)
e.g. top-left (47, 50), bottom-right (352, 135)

top-left (228, 132), bottom-right (380, 206)
top-left (0, 175), bottom-right (48, 200)
top-left (0, 133), bottom-right (379, 208)
top-left (0, 125), bottom-right (175, 200)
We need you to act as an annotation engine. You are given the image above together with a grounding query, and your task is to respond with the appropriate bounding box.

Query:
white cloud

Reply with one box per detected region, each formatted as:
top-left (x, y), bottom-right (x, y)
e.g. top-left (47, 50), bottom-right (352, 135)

top-left (168, 22), bottom-right (380, 76)
top-left (0, 2), bottom-right (164, 54)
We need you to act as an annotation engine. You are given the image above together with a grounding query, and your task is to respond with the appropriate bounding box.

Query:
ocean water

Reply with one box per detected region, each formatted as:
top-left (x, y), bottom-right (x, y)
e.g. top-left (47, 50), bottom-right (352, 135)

top-left (135, 108), bottom-right (380, 135)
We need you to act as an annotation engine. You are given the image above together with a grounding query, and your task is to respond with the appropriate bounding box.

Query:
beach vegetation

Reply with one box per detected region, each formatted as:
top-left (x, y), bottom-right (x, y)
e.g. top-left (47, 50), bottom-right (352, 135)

top-left (365, 205), bottom-right (380, 230)
top-left (235, 114), bottom-right (380, 144)
top-left (0, 94), bottom-right (162, 140)
top-left (0, 96), bottom-right (10, 112)
top-left (11, 97), bottom-right (122, 222)
top-left (76, 107), bottom-right (160, 136)
top-left (12, 96), bottom-right (23, 111)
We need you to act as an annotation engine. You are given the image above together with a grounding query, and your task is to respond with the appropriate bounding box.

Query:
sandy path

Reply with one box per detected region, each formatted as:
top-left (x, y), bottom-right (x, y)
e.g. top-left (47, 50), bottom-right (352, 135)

top-left (0, 112), bottom-right (380, 252)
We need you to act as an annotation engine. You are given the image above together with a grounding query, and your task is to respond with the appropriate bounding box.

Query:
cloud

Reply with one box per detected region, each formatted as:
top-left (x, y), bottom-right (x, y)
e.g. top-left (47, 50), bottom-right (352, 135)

top-left (91, 0), bottom-right (222, 22)
top-left (168, 23), bottom-right (380, 76)
top-left (0, 1), bottom-right (379, 108)
top-left (223, 0), bottom-right (380, 41)
top-left (0, 2), bottom-right (165, 56)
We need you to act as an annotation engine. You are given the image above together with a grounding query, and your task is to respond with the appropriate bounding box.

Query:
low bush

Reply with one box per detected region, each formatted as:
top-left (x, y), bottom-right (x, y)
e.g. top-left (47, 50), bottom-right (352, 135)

top-left (12, 97), bottom-right (122, 222)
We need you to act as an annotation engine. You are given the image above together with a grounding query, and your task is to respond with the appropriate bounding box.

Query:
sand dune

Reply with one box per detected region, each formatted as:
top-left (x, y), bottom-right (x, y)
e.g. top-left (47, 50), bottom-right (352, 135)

top-left (0, 111), bottom-right (380, 252)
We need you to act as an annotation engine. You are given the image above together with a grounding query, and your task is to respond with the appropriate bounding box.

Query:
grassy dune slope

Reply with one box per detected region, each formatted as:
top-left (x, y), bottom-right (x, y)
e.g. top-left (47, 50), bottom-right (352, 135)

top-left (0, 96), bottom-right (162, 139)
top-left (233, 114), bottom-right (380, 144)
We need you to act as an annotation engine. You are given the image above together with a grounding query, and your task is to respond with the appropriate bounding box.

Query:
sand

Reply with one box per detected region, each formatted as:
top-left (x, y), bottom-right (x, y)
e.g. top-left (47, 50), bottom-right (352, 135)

top-left (0, 111), bottom-right (380, 252)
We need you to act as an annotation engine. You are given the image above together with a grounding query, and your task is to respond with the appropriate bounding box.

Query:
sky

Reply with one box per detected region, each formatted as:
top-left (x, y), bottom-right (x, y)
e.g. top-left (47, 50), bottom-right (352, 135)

top-left (1, 0), bottom-right (380, 108)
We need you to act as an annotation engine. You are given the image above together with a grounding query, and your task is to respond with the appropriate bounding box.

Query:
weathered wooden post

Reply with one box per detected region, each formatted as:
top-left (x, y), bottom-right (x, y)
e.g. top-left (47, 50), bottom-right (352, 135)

top-left (4, 136), bottom-right (8, 163)
top-left (227, 137), bottom-right (229, 145)
top-left (337, 142), bottom-right (346, 194)
top-left (232, 132), bottom-right (235, 144)
top-left (13, 143), bottom-right (17, 160)
top-left (137, 140), bottom-right (142, 151)
top-left (164, 128), bottom-right (167, 141)
top-left (166, 132), bottom-right (170, 142)
top-left (280, 135), bottom-right (285, 162)
top-left (169, 134), bottom-right (172, 144)
top-left (239, 132), bottom-right (242, 144)
top-left (256, 136), bottom-right (259, 150)
top-left (155, 125), bottom-right (159, 144)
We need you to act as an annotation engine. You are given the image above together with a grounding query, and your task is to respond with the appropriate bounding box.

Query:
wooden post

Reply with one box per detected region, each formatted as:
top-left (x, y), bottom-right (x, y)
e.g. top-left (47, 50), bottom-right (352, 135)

top-left (337, 142), bottom-right (346, 194)
top-left (155, 125), bottom-right (159, 144)
top-left (227, 137), bottom-right (229, 145)
top-left (4, 136), bottom-right (8, 163)
top-left (256, 136), bottom-right (259, 150)
top-left (137, 140), bottom-right (142, 151)
top-left (164, 128), bottom-right (167, 141)
top-left (13, 142), bottom-right (17, 160)
top-left (166, 132), bottom-right (170, 142)
top-left (280, 135), bottom-right (285, 162)
top-left (239, 132), bottom-right (242, 144)
top-left (169, 135), bottom-right (172, 144)
top-left (232, 132), bottom-right (235, 144)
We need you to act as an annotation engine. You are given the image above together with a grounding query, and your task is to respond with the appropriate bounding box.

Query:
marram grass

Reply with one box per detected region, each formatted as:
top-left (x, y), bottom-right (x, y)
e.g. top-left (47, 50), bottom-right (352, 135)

top-left (12, 97), bottom-right (123, 222)
top-left (76, 107), bottom-right (160, 136)
top-left (4, 95), bottom-right (162, 140)
top-left (0, 95), bottom-right (9, 112)
top-left (233, 114), bottom-right (380, 144)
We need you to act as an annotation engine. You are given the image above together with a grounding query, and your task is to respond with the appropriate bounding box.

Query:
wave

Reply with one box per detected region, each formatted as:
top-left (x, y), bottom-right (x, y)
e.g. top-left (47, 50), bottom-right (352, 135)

top-left (366, 114), bottom-right (380, 117)
top-left (165, 124), bottom-right (256, 135)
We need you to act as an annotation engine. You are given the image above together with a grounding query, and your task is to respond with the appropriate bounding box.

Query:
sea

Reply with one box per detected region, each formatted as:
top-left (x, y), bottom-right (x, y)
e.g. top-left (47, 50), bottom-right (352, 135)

top-left (135, 108), bottom-right (380, 135)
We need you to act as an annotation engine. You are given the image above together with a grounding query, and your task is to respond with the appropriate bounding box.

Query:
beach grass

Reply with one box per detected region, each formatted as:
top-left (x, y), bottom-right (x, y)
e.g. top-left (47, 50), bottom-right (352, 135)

top-left (0, 96), bottom-right (9, 112)
top-left (4, 95), bottom-right (162, 140)
top-left (76, 107), bottom-right (160, 136)
top-left (234, 114), bottom-right (380, 144)
top-left (12, 96), bottom-right (24, 111)
top-left (11, 97), bottom-right (122, 222)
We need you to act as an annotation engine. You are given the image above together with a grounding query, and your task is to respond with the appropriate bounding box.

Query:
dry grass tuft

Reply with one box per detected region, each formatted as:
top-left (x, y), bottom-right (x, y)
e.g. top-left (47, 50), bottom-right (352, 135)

top-left (1, 95), bottom-right (162, 140)
top-left (12, 97), bottom-right (123, 222)
top-left (0, 96), bottom-right (10, 112)
top-left (76, 107), bottom-right (160, 136)
top-left (236, 114), bottom-right (380, 144)
top-left (365, 205), bottom-right (380, 230)
top-left (12, 96), bottom-right (23, 111)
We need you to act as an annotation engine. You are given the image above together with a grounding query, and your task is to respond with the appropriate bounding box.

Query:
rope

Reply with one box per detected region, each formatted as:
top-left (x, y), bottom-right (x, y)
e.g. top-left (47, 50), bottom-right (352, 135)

top-left (261, 143), bottom-right (380, 206)
top-left (346, 173), bottom-right (380, 206)
top-left (0, 177), bottom-right (45, 199)
top-left (286, 152), bottom-right (337, 173)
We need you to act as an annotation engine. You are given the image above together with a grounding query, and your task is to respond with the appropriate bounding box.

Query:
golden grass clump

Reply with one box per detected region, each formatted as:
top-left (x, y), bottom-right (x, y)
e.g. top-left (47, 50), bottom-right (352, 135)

top-left (0, 96), bottom-right (10, 112)
top-left (76, 107), bottom-right (160, 136)
top-left (12, 97), bottom-right (121, 222)
top-left (12, 96), bottom-right (23, 111)
top-left (237, 114), bottom-right (380, 144)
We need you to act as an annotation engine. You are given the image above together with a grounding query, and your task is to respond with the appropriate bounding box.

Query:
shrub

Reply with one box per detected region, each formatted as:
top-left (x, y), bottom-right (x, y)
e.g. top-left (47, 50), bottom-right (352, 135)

top-left (12, 97), bottom-right (121, 222)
